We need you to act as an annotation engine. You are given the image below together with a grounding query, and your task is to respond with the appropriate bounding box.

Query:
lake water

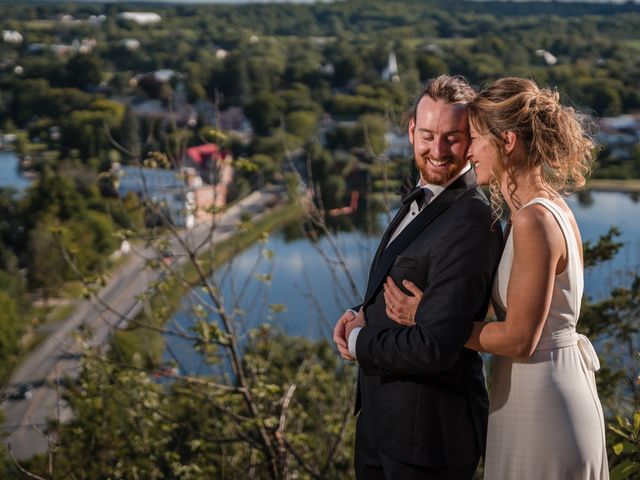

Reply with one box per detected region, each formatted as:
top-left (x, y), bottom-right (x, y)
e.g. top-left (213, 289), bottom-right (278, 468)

top-left (0, 151), bottom-right (31, 192)
top-left (164, 191), bottom-right (640, 374)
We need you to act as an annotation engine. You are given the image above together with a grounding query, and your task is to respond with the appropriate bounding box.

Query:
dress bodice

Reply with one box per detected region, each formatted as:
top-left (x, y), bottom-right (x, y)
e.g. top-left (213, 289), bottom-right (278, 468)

top-left (491, 197), bottom-right (584, 350)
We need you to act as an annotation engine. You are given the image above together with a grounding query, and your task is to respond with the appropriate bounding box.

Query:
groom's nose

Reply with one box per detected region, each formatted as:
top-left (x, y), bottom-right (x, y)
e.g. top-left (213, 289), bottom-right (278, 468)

top-left (430, 137), bottom-right (450, 159)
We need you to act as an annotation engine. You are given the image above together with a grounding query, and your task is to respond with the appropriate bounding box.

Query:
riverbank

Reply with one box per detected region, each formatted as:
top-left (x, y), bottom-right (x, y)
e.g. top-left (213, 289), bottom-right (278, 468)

top-left (586, 178), bottom-right (640, 193)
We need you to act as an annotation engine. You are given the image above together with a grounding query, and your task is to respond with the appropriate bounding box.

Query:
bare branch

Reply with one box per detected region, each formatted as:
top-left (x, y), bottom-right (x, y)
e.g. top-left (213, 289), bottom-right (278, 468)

top-left (7, 445), bottom-right (48, 480)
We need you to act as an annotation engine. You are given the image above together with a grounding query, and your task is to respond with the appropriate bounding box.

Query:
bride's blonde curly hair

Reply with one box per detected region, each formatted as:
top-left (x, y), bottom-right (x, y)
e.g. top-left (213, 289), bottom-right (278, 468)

top-left (468, 77), bottom-right (597, 219)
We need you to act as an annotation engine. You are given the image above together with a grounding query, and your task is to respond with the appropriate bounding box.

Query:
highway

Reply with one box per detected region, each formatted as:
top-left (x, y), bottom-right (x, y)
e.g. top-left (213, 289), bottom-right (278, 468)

top-left (0, 188), bottom-right (283, 460)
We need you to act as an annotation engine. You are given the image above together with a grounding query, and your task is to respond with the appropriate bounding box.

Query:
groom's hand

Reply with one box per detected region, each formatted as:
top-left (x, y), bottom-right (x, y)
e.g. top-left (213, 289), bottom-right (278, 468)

top-left (345, 308), bottom-right (366, 347)
top-left (333, 310), bottom-right (356, 360)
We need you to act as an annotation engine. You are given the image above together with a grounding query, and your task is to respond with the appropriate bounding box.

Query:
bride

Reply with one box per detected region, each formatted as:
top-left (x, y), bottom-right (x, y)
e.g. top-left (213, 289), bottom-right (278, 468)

top-left (384, 77), bottom-right (609, 479)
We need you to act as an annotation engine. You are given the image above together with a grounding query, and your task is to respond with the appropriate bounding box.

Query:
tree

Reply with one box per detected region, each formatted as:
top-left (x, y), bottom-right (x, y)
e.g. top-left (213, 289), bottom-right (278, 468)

top-left (244, 90), bottom-right (286, 136)
top-left (416, 54), bottom-right (449, 82)
top-left (117, 106), bottom-right (141, 164)
top-left (0, 291), bottom-right (21, 382)
top-left (65, 53), bottom-right (103, 90)
top-left (26, 217), bottom-right (68, 297)
top-left (284, 110), bottom-right (318, 143)
top-left (61, 100), bottom-right (125, 160)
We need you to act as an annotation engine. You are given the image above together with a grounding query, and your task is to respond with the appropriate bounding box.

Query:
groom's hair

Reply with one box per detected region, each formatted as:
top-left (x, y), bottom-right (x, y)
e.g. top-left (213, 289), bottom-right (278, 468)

top-left (408, 75), bottom-right (476, 124)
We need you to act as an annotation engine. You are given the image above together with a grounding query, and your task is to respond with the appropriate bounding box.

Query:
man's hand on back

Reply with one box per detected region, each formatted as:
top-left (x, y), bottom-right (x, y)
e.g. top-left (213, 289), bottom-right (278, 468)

top-left (345, 308), bottom-right (366, 355)
top-left (333, 310), bottom-right (356, 361)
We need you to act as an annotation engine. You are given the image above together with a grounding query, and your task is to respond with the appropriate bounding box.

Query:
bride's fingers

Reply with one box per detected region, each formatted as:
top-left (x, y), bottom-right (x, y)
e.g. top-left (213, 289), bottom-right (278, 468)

top-left (383, 289), bottom-right (401, 316)
top-left (384, 287), bottom-right (417, 326)
top-left (383, 288), bottom-right (394, 308)
top-left (385, 277), bottom-right (408, 304)
top-left (386, 303), bottom-right (402, 324)
top-left (402, 280), bottom-right (423, 299)
top-left (386, 302), bottom-right (412, 326)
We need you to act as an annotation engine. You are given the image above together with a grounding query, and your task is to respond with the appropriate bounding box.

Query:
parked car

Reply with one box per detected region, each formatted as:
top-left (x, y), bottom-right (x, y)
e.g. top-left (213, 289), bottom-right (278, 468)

top-left (8, 382), bottom-right (34, 400)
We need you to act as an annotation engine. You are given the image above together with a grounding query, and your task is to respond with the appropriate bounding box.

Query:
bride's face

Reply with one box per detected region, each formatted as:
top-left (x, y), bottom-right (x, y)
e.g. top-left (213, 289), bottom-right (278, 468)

top-left (467, 124), bottom-right (499, 186)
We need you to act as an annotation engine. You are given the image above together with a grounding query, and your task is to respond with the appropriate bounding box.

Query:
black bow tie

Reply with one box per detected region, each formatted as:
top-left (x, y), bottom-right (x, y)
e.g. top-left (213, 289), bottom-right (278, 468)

top-left (397, 176), bottom-right (425, 206)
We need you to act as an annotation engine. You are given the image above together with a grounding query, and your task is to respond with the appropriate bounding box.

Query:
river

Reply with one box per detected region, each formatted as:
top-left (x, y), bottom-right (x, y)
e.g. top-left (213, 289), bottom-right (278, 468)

top-left (0, 151), bottom-right (31, 192)
top-left (164, 191), bottom-right (640, 374)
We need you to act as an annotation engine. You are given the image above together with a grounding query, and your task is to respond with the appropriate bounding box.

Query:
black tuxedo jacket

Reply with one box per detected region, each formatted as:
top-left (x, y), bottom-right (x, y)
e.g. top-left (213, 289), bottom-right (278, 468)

top-left (354, 168), bottom-right (503, 468)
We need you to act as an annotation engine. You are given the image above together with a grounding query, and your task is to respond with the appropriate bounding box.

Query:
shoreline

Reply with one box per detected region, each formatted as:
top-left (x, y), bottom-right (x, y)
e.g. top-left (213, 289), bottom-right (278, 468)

top-left (584, 179), bottom-right (640, 193)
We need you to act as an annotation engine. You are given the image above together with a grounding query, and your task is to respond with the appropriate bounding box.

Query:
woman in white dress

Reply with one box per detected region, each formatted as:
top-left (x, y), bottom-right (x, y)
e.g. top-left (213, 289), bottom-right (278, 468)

top-left (384, 77), bottom-right (609, 479)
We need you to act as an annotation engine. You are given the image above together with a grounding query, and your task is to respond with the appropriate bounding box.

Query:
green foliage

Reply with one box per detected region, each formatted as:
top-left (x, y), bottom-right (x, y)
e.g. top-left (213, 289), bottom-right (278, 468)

top-left (416, 53), bottom-right (449, 82)
top-left (65, 53), bottom-right (103, 89)
top-left (244, 90), bottom-right (287, 136)
top-left (51, 353), bottom-right (174, 479)
top-left (583, 227), bottom-right (623, 270)
top-left (609, 409), bottom-right (640, 480)
top-left (251, 129), bottom-right (303, 165)
top-left (65, 210), bottom-right (118, 274)
top-left (0, 409), bottom-right (19, 478)
top-left (42, 329), bottom-right (356, 479)
top-left (62, 99), bottom-right (126, 160)
top-left (284, 110), bottom-right (318, 143)
top-left (26, 216), bottom-right (69, 296)
top-left (325, 114), bottom-right (386, 156)
top-left (0, 291), bottom-right (22, 383)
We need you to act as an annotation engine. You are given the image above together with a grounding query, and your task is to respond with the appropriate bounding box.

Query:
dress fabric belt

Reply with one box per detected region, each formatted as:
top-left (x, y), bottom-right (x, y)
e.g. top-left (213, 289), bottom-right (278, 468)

top-left (535, 333), bottom-right (600, 371)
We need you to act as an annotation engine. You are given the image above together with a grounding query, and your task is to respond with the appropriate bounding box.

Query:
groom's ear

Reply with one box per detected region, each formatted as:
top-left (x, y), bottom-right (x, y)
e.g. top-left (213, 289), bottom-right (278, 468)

top-left (408, 117), bottom-right (416, 144)
top-left (502, 131), bottom-right (518, 155)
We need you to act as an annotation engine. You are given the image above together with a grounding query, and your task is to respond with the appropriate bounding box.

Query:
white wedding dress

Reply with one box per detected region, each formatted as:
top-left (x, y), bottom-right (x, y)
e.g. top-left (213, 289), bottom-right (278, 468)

top-left (484, 198), bottom-right (609, 480)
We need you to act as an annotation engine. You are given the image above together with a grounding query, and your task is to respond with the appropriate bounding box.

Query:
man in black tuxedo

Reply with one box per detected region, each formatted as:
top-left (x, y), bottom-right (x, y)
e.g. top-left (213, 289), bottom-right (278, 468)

top-left (333, 75), bottom-right (502, 479)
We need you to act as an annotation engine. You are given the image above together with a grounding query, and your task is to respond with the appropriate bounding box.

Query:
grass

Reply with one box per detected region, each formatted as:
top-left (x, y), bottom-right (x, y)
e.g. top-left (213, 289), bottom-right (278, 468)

top-left (23, 20), bottom-right (56, 31)
top-left (49, 303), bottom-right (76, 324)
top-left (621, 39), bottom-right (640, 51)
top-left (111, 199), bottom-right (307, 366)
top-left (586, 179), bottom-right (640, 192)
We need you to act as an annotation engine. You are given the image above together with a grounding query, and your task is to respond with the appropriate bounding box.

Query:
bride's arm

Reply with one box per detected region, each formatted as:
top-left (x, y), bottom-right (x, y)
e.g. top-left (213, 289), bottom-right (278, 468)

top-left (465, 206), bottom-right (564, 357)
top-left (385, 206), bottom-right (566, 358)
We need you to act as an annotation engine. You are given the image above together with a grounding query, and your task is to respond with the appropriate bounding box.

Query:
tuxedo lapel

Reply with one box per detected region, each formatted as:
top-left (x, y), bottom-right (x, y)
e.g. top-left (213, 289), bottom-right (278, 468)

top-left (363, 170), bottom-right (478, 304)
top-left (370, 203), bottom-right (411, 271)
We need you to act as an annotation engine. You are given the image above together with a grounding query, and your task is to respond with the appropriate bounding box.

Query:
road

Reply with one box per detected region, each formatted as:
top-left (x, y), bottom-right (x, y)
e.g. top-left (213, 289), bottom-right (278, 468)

top-left (1, 188), bottom-right (284, 460)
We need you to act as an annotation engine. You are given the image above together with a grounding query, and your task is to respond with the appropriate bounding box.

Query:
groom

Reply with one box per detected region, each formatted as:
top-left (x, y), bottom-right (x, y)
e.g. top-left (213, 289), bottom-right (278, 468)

top-left (333, 75), bottom-right (502, 479)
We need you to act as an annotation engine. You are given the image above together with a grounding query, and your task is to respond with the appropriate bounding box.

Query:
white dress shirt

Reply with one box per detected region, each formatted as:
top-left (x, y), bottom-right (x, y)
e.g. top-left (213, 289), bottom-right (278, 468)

top-left (347, 163), bottom-right (472, 358)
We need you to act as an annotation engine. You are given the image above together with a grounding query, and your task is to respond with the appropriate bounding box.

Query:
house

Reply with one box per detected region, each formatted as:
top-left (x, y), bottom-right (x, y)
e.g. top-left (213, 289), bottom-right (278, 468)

top-left (116, 165), bottom-right (224, 228)
top-left (119, 73), bottom-right (195, 126)
top-left (2, 31), bottom-right (23, 44)
top-left (121, 39), bottom-right (140, 51)
top-left (184, 144), bottom-right (234, 211)
top-left (118, 12), bottom-right (162, 26)
top-left (535, 49), bottom-right (558, 66)
top-left (597, 114), bottom-right (640, 160)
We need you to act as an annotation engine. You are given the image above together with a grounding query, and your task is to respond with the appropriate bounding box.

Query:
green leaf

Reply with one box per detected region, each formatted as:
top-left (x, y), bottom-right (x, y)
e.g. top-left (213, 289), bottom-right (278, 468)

top-left (609, 425), bottom-right (632, 441)
top-left (613, 443), bottom-right (625, 455)
top-left (268, 303), bottom-right (287, 314)
top-left (610, 461), bottom-right (640, 480)
top-left (253, 273), bottom-right (272, 284)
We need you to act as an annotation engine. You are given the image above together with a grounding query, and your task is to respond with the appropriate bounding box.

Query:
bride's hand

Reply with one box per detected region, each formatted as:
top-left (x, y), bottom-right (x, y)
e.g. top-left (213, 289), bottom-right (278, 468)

top-left (383, 276), bottom-right (423, 326)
